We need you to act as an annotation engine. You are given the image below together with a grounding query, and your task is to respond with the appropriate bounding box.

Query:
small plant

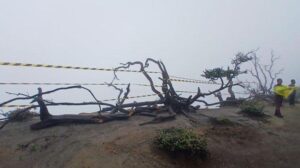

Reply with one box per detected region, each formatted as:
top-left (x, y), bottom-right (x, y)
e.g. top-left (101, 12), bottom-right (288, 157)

top-left (210, 117), bottom-right (236, 126)
top-left (30, 144), bottom-right (39, 152)
top-left (154, 128), bottom-right (208, 160)
top-left (18, 156), bottom-right (23, 161)
top-left (240, 100), bottom-right (265, 117)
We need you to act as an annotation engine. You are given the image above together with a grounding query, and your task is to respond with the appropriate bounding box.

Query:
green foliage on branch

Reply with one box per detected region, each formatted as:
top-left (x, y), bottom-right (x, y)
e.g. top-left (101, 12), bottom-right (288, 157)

top-left (202, 52), bottom-right (252, 81)
top-left (232, 52), bottom-right (253, 67)
top-left (202, 67), bottom-right (237, 80)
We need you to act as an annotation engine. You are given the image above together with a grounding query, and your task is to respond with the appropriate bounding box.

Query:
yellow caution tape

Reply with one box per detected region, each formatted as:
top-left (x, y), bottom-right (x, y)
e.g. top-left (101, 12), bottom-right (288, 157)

top-left (0, 61), bottom-right (218, 85)
top-left (0, 82), bottom-right (162, 87)
top-left (0, 105), bottom-right (33, 108)
top-left (0, 94), bottom-right (158, 108)
top-left (0, 61), bottom-right (159, 73)
top-left (169, 79), bottom-right (220, 85)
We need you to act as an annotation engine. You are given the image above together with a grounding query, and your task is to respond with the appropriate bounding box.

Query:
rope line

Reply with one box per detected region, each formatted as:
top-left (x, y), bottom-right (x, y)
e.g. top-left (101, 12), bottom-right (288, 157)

top-left (0, 82), bottom-right (162, 87)
top-left (1, 89), bottom-right (250, 109)
top-left (0, 61), bottom-right (159, 74)
top-left (0, 61), bottom-right (258, 86)
top-left (0, 62), bottom-right (255, 86)
top-left (0, 80), bottom-right (220, 86)
top-left (176, 90), bottom-right (249, 95)
top-left (0, 61), bottom-right (215, 84)
top-left (169, 79), bottom-right (220, 85)
top-left (0, 94), bottom-right (158, 108)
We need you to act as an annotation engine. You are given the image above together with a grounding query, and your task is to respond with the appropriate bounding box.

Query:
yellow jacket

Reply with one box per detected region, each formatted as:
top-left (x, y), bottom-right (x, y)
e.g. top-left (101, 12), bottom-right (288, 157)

top-left (273, 85), bottom-right (295, 99)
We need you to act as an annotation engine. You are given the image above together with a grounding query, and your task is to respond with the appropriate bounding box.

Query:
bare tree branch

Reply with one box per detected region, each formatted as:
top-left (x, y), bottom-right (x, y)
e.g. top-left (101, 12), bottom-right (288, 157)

top-left (248, 50), bottom-right (283, 96)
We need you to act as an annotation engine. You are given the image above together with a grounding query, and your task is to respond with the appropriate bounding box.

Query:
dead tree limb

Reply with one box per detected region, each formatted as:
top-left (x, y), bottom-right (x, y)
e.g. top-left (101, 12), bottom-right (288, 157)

top-left (0, 85), bottom-right (131, 130)
top-left (264, 51), bottom-right (284, 94)
top-left (30, 87), bottom-right (131, 130)
top-left (105, 82), bottom-right (131, 114)
top-left (248, 50), bottom-right (283, 96)
top-left (1, 58), bottom-right (248, 130)
top-left (1, 86), bottom-right (101, 109)
top-left (113, 58), bottom-right (239, 124)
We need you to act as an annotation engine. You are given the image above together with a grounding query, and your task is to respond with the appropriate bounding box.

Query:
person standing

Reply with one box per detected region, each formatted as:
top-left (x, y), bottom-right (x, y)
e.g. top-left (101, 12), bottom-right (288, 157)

top-left (274, 78), bottom-right (284, 118)
top-left (288, 79), bottom-right (296, 106)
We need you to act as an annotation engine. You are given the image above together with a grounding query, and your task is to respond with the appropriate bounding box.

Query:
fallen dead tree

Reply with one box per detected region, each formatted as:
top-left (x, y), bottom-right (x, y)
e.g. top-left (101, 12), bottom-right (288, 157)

top-left (1, 85), bottom-right (134, 130)
top-left (111, 58), bottom-right (243, 123)
top-left (0, 58), bottom-right (243, 130)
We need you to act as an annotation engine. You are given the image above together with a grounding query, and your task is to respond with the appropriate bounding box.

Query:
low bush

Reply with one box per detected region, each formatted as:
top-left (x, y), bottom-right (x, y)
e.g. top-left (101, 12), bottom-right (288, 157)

top-left (221, 97), bottom-right (245, 107)
top-left (209, 117), bottom-right (236, 126)
top-left (154, 128), bottom-right (208, 160)
top-left (240, 100), bottom-right (265, 117)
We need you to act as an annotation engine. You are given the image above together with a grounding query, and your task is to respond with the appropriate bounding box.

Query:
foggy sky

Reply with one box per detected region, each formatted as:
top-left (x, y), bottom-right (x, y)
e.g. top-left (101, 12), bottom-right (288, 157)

top-left (1, 0), bottom-right (299, 114)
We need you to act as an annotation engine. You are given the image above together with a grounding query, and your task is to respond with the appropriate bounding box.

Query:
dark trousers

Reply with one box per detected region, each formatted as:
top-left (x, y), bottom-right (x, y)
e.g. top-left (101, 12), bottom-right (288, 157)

top-left (289, 93), bottom-right (296, 106)
top-left (275, 95), bottom-right (283, 116)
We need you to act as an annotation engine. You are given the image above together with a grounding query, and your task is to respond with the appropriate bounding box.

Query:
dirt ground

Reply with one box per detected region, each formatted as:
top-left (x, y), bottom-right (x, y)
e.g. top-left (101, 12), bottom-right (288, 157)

top-left (0, 103), bottom-right (300, 168)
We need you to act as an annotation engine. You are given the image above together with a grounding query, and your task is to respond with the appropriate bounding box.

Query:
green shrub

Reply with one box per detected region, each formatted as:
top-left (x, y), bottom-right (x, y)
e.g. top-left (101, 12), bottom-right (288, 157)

top-left (210, 117), bottom-right (236, 126)
top-left (30, 144), bottom-right (39, 152)
top-left (154, 128), bottom-right (208, 160)
top-left (240, 100), bottom-right (265, 117)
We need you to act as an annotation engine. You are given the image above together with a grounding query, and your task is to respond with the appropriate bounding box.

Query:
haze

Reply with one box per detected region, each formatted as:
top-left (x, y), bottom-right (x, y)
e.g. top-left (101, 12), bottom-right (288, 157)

top-left (1, 0), bottom-right (299, 114)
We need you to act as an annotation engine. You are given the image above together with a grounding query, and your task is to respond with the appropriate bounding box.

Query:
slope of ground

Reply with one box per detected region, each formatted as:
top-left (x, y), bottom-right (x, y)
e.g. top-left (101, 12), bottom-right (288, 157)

top-left (0, 104), bottom-right (300, 168)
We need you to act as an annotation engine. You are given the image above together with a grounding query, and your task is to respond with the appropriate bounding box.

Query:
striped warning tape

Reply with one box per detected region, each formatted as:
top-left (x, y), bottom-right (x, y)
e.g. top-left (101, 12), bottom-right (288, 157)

top-left (0, 61), bottom-right (215, 84)
top-left (169, 75), bottom-right (207, 82)
top-left (0, 89), bottom-right (250, 108)
top-left (0, 94), bottom-right (158, 108)
top-left (101, 94), bottom-right (157, 102)
top-left (0, 82), bottom-right (162, 87)
top-left (177, 90), bottom-right (249, 95)
top-left (0, 61), bottom-right (159, 74)
top-left (1, 105), bottom-right (32, 108)
top-left (176, 91), bottom-right (199, 94)
top-left (169, 75), bottom-right (199, 81)
top-left (0, 80), bottom-right (219, 85)
top-left (169, 79), bottom-right (220, 85)
top-left (0, 82), bottom-right (110, 86)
